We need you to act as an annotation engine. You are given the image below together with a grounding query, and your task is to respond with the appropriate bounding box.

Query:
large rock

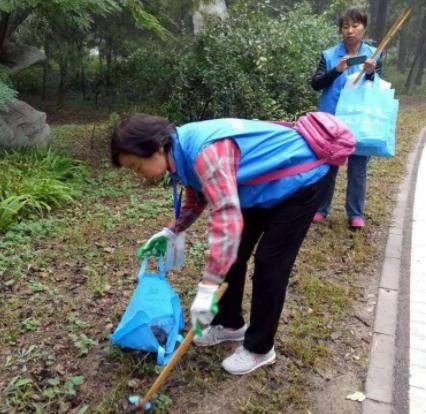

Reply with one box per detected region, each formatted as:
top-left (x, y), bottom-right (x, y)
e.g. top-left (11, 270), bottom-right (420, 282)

top-left (2, 41), bottom-right (46, 75)
top-left (0, 99), bottom-right (51, 148)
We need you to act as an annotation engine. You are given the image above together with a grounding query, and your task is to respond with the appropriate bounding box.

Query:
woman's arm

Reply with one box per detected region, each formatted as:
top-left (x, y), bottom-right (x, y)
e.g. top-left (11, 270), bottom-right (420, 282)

top-left (311, 54), bottom-right (342, 91)
top-left (171, 186), bottom-right (207, 233)
top-left (193, 139), bottom-right (243, 284)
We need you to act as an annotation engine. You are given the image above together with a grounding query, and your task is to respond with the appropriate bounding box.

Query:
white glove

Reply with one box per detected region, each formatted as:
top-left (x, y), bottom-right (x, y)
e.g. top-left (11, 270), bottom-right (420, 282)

top-left (148, 227), bottom-right (176, 243)
top-left (190, 283), bottom-right (219, 327)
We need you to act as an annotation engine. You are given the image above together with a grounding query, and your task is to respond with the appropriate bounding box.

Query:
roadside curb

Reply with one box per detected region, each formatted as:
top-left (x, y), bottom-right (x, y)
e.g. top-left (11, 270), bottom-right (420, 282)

top-left (362, 127), bottom-right (426, 414)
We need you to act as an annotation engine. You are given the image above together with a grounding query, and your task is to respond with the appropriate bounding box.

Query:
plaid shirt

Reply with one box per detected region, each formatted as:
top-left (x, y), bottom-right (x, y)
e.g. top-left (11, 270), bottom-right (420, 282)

top-left (171, 139), bottom-right (243, 283)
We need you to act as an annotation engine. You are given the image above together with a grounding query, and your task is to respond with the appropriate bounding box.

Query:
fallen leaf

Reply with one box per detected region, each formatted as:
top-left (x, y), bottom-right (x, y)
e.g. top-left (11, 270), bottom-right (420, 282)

top-left (128, 378), bottom-right (141, 389)
top-left (346, 391), bottom-right (366, 402)
top-left (55, 363), bottom-right (66, 376)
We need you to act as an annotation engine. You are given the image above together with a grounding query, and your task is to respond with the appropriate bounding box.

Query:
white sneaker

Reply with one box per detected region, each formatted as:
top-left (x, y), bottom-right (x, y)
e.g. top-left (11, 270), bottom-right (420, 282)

top-left (192, 324), bottom-right (247, 347)
top-left (222, 346), bottom-right (276, 375)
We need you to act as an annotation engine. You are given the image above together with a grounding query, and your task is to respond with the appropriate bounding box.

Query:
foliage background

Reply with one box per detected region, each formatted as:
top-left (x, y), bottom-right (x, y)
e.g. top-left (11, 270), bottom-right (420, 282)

top-left (1, 0), bottom-right (425, 121)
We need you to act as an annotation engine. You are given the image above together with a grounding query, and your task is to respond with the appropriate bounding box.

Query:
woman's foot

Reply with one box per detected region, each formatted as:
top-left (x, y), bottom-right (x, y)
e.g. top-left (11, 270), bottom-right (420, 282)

top-left (313, 212), bottom-right (326, 222)
top-left (350, 216), bottom-right (365, 228)
top-left (192, 324), bottom-right (247, 347)
top-left (222, 346), bottom-right (276, 375)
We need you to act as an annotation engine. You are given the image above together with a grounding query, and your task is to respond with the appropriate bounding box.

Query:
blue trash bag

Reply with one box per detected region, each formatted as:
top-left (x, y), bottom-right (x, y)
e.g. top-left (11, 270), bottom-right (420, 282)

top-left (111, 256), bottom-right (185, 365)
top-left (335, 75), bottom-right (399, 157)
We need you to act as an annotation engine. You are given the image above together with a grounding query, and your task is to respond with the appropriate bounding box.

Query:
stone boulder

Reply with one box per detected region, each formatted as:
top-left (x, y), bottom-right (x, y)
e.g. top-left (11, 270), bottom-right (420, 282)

top-left (2, 41), bottom-right (46, 75)
top-left (0, 99), bottom-right (51, 148)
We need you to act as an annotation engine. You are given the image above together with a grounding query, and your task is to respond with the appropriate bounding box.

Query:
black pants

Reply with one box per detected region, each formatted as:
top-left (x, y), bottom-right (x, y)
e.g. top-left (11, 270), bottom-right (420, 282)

top-left (212, 169), bottom-right (332, 354)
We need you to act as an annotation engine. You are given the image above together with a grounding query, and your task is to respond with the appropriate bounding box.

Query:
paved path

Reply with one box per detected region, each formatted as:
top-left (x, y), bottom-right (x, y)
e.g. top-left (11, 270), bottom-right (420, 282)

top-left (362, 127), bottom-right (426, 414)
top-left (409, 133), bottom-right (426, 413)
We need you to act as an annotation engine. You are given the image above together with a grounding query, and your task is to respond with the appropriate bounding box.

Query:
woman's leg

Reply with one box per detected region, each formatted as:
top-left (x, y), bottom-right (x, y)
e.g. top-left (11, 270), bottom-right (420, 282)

top-left (346, 155), bottom-right (369, 219)
top-left (212, 208), bottom-right (264, 329)
top-left (244, 170), bottom-right (332, 354)
top-left (315, 165), bottom-right (338, 217)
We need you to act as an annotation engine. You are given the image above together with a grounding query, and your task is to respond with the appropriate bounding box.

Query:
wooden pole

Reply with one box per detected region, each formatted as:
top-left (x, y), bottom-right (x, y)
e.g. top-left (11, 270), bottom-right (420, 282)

top-left (126, 282), bottom-right (229, 413)
top-left (353, 6), bottom-right (412, 84)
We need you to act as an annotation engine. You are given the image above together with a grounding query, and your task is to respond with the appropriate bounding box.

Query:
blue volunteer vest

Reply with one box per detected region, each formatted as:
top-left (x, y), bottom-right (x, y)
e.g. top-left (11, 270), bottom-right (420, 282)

top-left (319, 41), bottom-right (376, 114)
top-left (172, 118), bottom-right (330, 209)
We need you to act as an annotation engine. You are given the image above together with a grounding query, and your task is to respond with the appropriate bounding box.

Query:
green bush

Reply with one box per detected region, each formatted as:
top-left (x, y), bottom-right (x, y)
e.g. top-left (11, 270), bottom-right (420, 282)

top-left (165, 4), bottom-right (338, 122)
top-left (0, 148), bottom-right (87, 231)
top-left (109, 42), bottom-right (179, 108)
top-left (12, 65), bottom-right (44, 95)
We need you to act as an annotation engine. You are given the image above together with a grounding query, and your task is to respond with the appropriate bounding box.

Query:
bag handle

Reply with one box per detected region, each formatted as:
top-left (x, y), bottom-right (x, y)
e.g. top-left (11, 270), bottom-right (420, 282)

top-left (242, 159), bottom-right (325, 185)
top-left (137, 256), bottom-right (166, 281)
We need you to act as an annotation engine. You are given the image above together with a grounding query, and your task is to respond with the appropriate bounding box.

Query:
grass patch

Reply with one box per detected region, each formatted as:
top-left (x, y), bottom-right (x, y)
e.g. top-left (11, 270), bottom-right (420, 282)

top-left (0, 148), bottom-right (87, 232)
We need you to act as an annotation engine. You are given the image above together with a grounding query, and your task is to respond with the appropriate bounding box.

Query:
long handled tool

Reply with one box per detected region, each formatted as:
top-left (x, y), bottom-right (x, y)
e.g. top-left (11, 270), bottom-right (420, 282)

top-left (124, 282), bottom-right (229, 413)
top-left (354, 5), bottom-right (412, 84)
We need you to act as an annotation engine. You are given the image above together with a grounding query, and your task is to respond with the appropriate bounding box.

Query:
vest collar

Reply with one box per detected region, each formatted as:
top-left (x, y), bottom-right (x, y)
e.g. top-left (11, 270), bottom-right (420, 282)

top-left (337, 40), bottom-right (368, 57)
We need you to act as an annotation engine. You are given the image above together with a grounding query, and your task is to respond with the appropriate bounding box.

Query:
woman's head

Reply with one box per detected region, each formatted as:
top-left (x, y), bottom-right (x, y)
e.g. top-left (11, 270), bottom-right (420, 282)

top-left (110, 113), bottom-right (174, 180)
top-left (338, 8), bottom-right (368, 47)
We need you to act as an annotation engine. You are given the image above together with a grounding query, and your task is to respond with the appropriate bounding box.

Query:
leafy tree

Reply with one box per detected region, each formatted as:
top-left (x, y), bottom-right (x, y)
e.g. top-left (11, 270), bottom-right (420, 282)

top-left (0, 0), bottom-right (169, 108)
top-left (166, 3), bottom-right (337, 122)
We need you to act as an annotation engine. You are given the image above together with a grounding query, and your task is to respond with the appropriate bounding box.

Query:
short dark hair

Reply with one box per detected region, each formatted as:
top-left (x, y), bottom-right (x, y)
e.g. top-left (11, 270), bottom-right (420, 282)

top-left (338, 8), bottom-right (368, 32)
top-left (110, 113), bottom-right (174, 167)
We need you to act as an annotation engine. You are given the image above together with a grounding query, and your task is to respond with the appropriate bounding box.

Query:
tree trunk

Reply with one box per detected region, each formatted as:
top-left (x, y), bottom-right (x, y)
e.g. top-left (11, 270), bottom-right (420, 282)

top-left (41, 35), bottom-right (50, 101)
top-left (0, 12), bottom-right (10, 61)
top-left (77, 42), bottom-right (87, 100)
top-left (397, 27), bottom-right (409, 73)
top-left (414, 45), bottom-right (426, 85)
top-left (193, 0), bottom-right (228, 33)
top-left (369, 0), bottom-right (379, 40)
top-left (405, 6), bottom-right (426, 93)
top-left (42, 60), bottom-right (48, 101)
top-left (373, 0), bottom-right (388, 44)
top-left (81, 64), bottom-right (87, 99)
top-left (57, 56), bottom-right (68, 105)
top-left (105, 35), bottom-right (113, 96)
top-left (312, 0), bottom-right (328, 14)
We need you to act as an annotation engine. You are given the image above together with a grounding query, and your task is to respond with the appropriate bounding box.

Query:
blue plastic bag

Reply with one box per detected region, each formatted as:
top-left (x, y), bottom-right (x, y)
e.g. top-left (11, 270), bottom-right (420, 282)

top-left (111, 256), bottom-right (185, 365)
top-left (335, 75), bottom-right (399, 157)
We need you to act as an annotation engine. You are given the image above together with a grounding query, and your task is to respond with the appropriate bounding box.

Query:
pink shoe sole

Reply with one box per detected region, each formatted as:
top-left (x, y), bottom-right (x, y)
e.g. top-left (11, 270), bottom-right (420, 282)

top-left (313, 213), bottom-right (326, 223)
top-left (350, 217), bottom-right (365, 228)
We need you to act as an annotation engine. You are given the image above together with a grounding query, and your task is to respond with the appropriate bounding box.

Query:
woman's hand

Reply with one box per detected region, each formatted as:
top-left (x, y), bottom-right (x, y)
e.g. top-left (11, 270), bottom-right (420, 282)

top-left (336, 56), bottom-right (350, 73)
top-left (190, 283), bottom-right (219, 328)
top-left (363, 58), bottom-right (377, 75)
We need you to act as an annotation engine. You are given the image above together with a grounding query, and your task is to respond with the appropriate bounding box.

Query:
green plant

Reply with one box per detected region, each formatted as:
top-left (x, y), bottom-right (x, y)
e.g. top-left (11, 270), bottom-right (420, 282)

top-left (69, 333), bottom-right (98, 356)
top-left (0, 148), bottom-right (87, 231)
top-left (4, 376), bottom-right (35, 405)
top-left (108, 112), bottom-right (121, 131)
top-left (153, 393), bottom-right (173, 411)
top-left (63, 375), bottom-right (85, 397)
top-left (166, 4), bottom-right (337, 122)
top-left (0, 66), bottom-right (17, 111)
top-left (22, 318), bottom-right (41, 332)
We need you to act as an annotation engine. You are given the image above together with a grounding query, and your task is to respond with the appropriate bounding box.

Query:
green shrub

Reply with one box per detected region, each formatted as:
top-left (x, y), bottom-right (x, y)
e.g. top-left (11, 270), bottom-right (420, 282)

top-left (165, 4), bottom-right (338, 122)
top-left (109, 42), bottom-right (179, 108)
top-left (12, 65), bottom-right (44, 95)
top-left (0, 148), bottom-right (87, 231)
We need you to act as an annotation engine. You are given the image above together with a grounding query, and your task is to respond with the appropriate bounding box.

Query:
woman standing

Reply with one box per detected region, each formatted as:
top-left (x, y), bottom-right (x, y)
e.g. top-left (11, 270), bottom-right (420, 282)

top-left (311, 8), bottom-right (382, 228)
top-left (110, 113), bottom-right (354, 375)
